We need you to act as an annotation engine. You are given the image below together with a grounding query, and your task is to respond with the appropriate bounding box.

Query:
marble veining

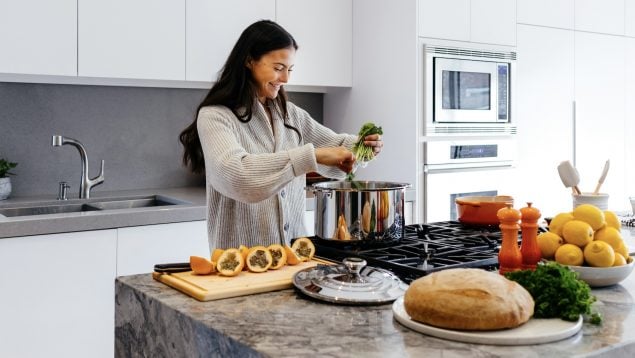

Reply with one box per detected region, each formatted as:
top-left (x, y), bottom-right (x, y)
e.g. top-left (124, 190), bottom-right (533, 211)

top-left (115, 270), bottom-right (635, 358)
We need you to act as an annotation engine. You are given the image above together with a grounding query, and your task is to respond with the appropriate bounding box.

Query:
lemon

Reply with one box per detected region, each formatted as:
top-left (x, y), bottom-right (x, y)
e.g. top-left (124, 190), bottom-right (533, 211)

top-left (562, 220), bottom-right (594, 248)
top-left (549, 212), bottom-right (574, 237)
top-left (555, 244), bottom-right (584, 266)
top-left (616, 242), bottom-right (630, 259)
top-left (613, 253), bottom-right (627, 267)
top-left (584, 241), bottom-right (615, 267)
top-left (572, 204), bottom-right (605, 231)
top-left (537, 232), bottom-right (564, 259)
top-left (604, 210), bottom-right (621, 230)
top-left (594, 227), bottom-right (623, 252)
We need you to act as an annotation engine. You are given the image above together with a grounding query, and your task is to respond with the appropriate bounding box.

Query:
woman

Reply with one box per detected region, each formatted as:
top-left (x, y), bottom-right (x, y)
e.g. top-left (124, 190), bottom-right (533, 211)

top-left (179, 20), bottom-right (382, 250)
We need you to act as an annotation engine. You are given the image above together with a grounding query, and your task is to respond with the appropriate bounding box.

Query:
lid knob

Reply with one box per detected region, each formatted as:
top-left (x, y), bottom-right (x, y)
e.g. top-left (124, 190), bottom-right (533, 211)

top-left (343, 257), bottom-right (367, 276)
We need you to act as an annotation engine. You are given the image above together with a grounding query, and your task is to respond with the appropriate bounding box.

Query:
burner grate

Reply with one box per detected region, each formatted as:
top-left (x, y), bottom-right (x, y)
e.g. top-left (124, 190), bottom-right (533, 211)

top-left (310, 220), bottom-right (545, 284)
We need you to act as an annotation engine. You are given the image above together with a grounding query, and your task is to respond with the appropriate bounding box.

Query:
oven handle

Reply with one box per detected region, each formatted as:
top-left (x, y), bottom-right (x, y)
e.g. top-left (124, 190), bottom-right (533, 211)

top-left (424, 162), bottom-right (514, 174)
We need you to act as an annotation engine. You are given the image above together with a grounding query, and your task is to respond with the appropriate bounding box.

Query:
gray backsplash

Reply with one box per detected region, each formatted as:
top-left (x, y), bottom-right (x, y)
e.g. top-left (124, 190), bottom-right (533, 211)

top-left (1, 82), bottom-right (323, 198)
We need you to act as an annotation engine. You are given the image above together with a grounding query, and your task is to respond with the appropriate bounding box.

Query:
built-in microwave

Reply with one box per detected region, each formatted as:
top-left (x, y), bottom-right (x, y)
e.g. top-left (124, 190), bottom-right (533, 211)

top-left (424, 45), bottom-right (517, 136)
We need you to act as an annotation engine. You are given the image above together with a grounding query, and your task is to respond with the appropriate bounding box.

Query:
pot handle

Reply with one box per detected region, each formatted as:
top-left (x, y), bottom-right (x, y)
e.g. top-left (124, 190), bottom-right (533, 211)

top-left (306, 187), bottom-right (333, 199)
top-left (456, 199), bottom-right (481, 207)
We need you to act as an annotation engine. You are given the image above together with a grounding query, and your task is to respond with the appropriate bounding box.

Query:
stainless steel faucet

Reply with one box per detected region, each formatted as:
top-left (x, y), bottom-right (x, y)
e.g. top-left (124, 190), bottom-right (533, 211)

top-left (51, 135), bottom-right (104, 199)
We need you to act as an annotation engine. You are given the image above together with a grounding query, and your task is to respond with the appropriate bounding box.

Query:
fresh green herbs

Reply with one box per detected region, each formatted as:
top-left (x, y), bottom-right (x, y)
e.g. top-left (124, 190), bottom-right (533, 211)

top-left (346, 122), bottom-right (383, 182)
top-left (352, 122), bottom-right (383, 163)
top-left (505, 261), bottom-right (601, 324)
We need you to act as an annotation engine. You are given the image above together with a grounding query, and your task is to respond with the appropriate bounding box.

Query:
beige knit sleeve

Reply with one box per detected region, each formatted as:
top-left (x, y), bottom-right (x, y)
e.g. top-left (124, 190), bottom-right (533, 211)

top-left (197, 107), bottom-right (318, 203)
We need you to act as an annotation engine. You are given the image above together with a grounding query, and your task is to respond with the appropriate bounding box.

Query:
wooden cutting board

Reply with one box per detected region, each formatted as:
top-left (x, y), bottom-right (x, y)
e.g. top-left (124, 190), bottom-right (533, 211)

top-left (152, 259), bottom-right (331, 302)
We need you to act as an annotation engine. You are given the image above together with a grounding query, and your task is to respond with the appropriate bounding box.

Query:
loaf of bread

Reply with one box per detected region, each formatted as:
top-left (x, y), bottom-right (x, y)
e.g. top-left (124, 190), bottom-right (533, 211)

top-left (404, 268), bottom-right (534, 331)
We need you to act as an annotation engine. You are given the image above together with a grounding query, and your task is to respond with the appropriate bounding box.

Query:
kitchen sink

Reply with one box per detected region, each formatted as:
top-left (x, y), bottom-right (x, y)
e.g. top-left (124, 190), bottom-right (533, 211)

top-left (0, 195), bottom-right (191, 218)
top-left (86, 196), bottom-right (187, 210)
top-left (0, 203), bottom-right (100, 217)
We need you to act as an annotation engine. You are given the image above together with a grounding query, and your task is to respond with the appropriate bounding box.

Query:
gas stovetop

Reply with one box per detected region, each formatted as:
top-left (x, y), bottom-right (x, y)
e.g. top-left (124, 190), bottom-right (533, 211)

top-left (310, 221), bottom-right (545, 284)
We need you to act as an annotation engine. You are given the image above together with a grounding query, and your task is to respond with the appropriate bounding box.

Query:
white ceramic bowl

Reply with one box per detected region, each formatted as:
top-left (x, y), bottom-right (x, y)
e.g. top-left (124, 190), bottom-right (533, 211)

top-left (567, 258), bottom-right (635, 287)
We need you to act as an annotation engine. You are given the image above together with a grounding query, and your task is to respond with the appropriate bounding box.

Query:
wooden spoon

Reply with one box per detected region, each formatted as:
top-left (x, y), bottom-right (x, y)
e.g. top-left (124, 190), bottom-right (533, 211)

top-left (592, 160), bottom-right (610, 195)
top-left (557, 160), bottom-right (581, 195)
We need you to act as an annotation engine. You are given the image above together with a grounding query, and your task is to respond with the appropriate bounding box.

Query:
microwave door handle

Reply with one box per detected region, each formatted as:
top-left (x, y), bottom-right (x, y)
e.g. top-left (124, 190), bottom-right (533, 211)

top-left (425, 163), bottom-right (514, 174)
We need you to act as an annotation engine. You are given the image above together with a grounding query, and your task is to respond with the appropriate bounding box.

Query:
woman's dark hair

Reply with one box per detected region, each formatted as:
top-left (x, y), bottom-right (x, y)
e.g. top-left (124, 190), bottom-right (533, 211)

top-left (179, 20), bottom-right (299, 174)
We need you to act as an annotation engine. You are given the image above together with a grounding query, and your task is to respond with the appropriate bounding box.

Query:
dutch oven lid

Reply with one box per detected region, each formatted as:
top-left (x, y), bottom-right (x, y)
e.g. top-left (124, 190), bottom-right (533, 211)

top-left (292, 257), bottom-right (408, 305)
top-left (311, 181), bottom-right (410, 191)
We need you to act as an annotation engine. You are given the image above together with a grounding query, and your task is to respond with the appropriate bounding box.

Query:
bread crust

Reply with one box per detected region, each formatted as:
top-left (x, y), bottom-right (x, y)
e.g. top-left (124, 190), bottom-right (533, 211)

top-left (404, 268), bottom-right (534, 331)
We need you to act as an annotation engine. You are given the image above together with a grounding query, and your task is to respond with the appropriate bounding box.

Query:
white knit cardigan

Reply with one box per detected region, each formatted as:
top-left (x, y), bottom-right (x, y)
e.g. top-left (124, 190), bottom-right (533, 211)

top-left (197, 100), bottom-right (357, 251)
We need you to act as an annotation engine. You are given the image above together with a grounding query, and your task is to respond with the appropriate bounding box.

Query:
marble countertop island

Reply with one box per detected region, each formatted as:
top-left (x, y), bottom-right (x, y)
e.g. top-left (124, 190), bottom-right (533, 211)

top-left (115, 229), bottom-right (635, 358)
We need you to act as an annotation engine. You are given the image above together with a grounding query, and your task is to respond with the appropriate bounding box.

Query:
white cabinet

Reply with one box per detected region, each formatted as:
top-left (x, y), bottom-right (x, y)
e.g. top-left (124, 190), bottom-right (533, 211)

top-left (117, 221), bottom-right (209, 275)
top-left (0, 230), bottom-right (117, 358)
top-left (517, 0), bottom-right (574, 29)
top-left (515, 25), bottom-right (575, 216)
top-left (574, 32), bottom-right (627, 209)
top-left (471, 0), bottom-right (516, 46)
top-left (625, 38), bottom-right (635, 199)
top-left (78, 0), bottom-right (185, 80)
top-left (418, 0), bottom-right (470, 42)
top-left (575, 0), bottom-right (624, 35)
top-left (186, 0), bottom-right (275, 82)
top-left (276, 0), bottom-right (352, 87)
top-left (418, 0), bottom-right (516, 46)
top-left (516, 25), bottom-right (628, 212)
top-left (627, 0), bottom-right (635, 37)
top-left (0, 0), bottom-right (76, 76)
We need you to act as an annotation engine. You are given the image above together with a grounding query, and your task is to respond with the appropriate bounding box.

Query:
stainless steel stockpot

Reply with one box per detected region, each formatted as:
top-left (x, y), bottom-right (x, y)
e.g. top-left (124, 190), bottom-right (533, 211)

top-left (311, 181), bottom-right (410, 242)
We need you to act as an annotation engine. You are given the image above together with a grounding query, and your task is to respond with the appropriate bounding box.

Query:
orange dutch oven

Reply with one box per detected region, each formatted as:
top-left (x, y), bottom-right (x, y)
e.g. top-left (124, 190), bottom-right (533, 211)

top-left (455, 195), bottom-right (514, 225)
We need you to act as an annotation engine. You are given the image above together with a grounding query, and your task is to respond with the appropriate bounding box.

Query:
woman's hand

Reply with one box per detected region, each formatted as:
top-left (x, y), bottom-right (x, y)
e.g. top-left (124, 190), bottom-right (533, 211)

top-left (315, 147), bottom-right (356, 173)
top-left (363, 134), bottom-right (383, 157)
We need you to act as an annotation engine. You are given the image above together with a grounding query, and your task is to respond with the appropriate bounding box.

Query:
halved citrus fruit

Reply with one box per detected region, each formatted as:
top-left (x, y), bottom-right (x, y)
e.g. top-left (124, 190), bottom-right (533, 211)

top-left (216, 248), bottom-right (244, 276)
top-left (211, 248), bottom-right (224, 262)
top-left (284, 245), bottom-right (303, 265)
top-left (189, 255), bottom-right (215, 275)
top-left (267, 244), bottom-right (287, 269)
top-left (292, 237), bottom-right (315, 262)
top-left (246, 246), bottom-right (273, 273)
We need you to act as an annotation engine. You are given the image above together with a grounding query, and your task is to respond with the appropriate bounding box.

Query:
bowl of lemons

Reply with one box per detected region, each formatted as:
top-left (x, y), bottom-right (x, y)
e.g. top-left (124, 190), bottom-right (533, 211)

top-left (538, 204), bottom-right (634, 287)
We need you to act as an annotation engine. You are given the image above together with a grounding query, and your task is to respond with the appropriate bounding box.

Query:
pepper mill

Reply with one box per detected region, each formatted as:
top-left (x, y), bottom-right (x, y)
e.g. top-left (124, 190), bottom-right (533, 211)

top-left (497, 204), bottom-right (522, 275)
top-left (520, 202), bottom-right (542, 270)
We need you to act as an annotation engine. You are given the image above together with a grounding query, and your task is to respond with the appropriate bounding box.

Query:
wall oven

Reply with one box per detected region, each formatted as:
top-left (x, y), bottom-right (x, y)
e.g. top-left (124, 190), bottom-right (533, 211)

top-left (424, 45), bottom-right (517, 136)
top-left (422, 137), bottom-right (516, 223)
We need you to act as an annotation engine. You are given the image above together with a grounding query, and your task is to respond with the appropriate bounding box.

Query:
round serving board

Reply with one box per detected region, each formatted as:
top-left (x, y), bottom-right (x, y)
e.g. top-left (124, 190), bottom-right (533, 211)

top-left (392, 296), bottom-right (582, 345)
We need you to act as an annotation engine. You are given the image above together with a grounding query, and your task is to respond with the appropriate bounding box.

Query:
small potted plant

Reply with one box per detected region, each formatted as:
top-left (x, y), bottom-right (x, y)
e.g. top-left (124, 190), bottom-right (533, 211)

top-left (0, 158), bottom-right (18, 200)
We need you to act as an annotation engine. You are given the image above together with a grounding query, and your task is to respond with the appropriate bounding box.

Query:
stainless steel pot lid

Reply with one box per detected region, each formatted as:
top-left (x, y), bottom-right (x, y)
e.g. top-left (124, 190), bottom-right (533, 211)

top-left (292, 257), bottom-right (408, 305)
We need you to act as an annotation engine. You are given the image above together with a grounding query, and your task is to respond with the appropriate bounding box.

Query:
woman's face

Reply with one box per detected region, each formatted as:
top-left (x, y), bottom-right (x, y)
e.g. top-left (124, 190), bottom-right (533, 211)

top-left (248, 47), bottom-right (295, 103)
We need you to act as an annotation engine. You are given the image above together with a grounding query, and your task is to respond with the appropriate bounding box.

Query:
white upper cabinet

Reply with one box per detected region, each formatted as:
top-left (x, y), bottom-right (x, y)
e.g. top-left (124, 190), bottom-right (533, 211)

top-left (418, 0), bottom-right (470, 42)
top-left (471, 0), bottom-right (516, 46)
top-left (418, 0), bottom-right (515, 45)
top-left (517, 0), bottom-right (574, 29)
top-left (78, 0), bottom-right (185, 80)
top-left (186, 0), bottom-right (275, 82)
top-left (626, 0), bottom-right (635, 37)
top-left (0, 0), bottom-right (76, 76)
top-left (276, 0), bottom-right (352, 87)
top-left (575, 0), bottom-right (624, 35)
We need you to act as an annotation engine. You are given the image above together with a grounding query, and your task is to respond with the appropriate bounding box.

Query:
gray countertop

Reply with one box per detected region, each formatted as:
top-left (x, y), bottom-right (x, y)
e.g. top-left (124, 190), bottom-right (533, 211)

top-left (114, 229), bottom-right (635, 358)
top-left (0, 187), bottom-right (208, 238)
top-left (0, 184), bottom-right (412, 239)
